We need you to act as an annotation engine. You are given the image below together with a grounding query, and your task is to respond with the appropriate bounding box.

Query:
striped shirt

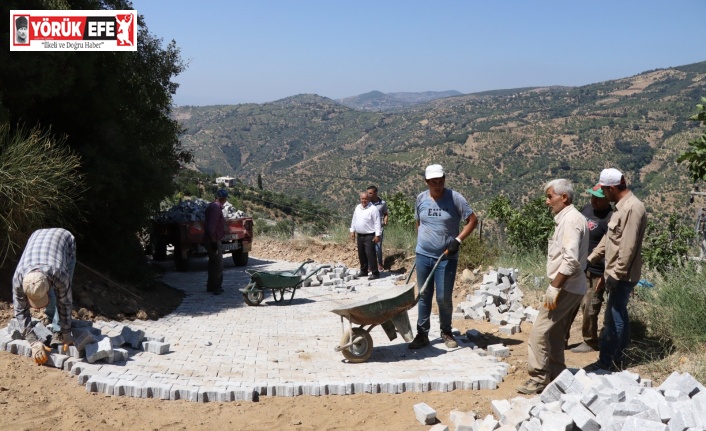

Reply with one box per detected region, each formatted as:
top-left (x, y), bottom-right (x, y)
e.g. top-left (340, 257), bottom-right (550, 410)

top-left (12, 228), bottom-right (76, 336)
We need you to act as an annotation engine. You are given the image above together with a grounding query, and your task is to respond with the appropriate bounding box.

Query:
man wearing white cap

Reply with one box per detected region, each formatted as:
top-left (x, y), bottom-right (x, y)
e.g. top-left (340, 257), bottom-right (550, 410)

top-left (585, 168), bottom-right (646, 372)
top-left (409, 164), bottom-right (477, 349)
top-left (12, 228), bottom-right (76, 365)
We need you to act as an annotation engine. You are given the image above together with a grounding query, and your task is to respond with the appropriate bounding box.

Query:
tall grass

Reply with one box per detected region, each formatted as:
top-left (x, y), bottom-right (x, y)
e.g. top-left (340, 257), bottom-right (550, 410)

top-left (632, 263), bottom-right (706, 351)
top-left (0, 125), bottom-right (85, 265)
top-left (495, 247), bottom-right (547, 293)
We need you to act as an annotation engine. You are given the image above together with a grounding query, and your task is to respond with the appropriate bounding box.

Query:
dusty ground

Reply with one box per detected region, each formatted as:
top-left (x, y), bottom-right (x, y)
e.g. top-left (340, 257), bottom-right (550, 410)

top-left (0, 239), bottom-right (651, 431)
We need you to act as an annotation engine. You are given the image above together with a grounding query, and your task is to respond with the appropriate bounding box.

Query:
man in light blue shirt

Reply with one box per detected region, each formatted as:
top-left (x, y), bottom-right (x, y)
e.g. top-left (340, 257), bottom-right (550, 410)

top-left (409, 164), bottom-right (478, 349)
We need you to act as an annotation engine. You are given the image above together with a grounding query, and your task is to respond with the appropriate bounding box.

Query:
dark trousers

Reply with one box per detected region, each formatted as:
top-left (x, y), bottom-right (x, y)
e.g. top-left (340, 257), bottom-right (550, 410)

top-left (206, 240), bottom-right (223, 291)
top-left (566, 271), bottom-right (605, 346)
top-left (356, 233), bottom-right (378, 276)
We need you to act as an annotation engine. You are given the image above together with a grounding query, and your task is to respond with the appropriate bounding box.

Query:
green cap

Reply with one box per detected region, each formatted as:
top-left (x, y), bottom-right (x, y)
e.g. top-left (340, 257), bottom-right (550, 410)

top-left (586, 184), bottom-right (605, 198)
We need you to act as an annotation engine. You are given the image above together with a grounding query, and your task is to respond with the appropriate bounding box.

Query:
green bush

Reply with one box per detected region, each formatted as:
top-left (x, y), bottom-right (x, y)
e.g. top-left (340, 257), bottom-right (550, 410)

top-left (488, 195), bottom-right (554, 252)
top-left (386, 192), bottom-right (415, 228)
top-left (642, 213), bottom-right (695, 274)
top-left (0, 125), bottom-right (85, 264)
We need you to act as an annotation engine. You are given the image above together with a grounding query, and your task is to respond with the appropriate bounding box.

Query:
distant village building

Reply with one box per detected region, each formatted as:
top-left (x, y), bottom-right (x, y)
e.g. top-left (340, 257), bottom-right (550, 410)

top-left (216, 176), bottom-right (236, 187)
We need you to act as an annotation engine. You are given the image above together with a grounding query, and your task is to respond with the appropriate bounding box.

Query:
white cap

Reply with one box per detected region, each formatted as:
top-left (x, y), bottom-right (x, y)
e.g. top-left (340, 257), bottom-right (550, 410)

top-left (425, 164), bottom-right (444, 180)
top-left (598, 168), bottom-right (624, 186)
top-left (23, 271), bottom-right (49, 309)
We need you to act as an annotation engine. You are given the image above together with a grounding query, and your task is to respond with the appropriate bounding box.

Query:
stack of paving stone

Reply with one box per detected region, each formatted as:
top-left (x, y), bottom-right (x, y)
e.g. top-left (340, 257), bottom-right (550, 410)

top-left (301, 263), bottom-right (360, 288)
top-left (0, 318), bottom-right (168, 368)
top-left (156, 199), bottom-right (246, 223)
top-left (485, 368), bottom-right (706, 431)
top-left (413, 369), bottom-right (706, 430)
top-left (455, 267), bottom-right (539, 335)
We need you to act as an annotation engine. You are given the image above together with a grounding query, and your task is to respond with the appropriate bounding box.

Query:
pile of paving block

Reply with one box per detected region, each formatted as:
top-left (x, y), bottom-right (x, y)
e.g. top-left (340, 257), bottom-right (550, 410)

top-left (413, 369), bottom-right (706, 430)
top-left (456, 267), bottom-right (539, 336)
top-left (1, 318), bottom-right (168, 368)
top-left (299, 262), bottom-right (403, 289)
top-left (155, 198), bottom-right (246, 223)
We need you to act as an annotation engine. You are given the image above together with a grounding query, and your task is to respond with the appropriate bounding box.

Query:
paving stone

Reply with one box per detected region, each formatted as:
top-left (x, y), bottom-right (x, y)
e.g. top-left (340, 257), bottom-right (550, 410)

top-left (620, 416), bottom-right (667, 431)
top-left (413, 402), bottom-right (437, 425)
top-left (45, 353), bottom-right (69, 369)
top-left (86, 376), bottom-right (118, 395)
top-left (562, 401), bottom-right (600, 431)
top-left (114, 379), bottom-right (144, 397)
top-left (31, 322), bottom-right (53, 343)
top-left (538, 410), bottom-right (573, 431)
top-left (120, 326), bottom-right (145, 349)
top-left (85, 336), bottom-right (113, 363)
top-left (142, 340), bottom-right (170, 354)
top-left (428, 424), bottom-right (448, 431)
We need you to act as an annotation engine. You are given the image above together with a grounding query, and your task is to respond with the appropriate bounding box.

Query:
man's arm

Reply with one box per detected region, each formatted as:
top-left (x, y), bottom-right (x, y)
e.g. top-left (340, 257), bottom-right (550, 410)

top-left (556, 218), bottom-right (583, 284)
top-left (457, 213), bottom-right (478, 242)
top-left (612, 208), bottom-right (643, 279)
top-left (588, 235), bottom-right (606, 265)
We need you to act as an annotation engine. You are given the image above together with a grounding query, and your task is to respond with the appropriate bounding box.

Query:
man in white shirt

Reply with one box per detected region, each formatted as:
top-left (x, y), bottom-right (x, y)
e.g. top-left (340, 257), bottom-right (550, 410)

top-left (350, 192), bottom-right (382, 280)
top-left (518, 179), bottom-right (588, 395)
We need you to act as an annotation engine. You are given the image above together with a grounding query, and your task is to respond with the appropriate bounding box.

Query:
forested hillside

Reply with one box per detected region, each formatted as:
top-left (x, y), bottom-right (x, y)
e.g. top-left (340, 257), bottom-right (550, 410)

top-left (176, 61), bottom-right (706, 216)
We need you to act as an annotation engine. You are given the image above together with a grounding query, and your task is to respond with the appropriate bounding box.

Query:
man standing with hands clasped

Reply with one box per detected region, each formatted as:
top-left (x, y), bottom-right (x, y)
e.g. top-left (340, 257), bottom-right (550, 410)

top-left (350, 192), bottom-right (382, 280)
top-left (518, 179), bottom-right (588, 394)
top-left (585, 168), bottom-right (646, 372)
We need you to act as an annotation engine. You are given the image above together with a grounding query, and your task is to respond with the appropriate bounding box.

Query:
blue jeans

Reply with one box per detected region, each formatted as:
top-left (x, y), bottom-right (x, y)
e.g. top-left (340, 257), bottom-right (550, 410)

top-left (599, 280), bottom-right (635, 368)
top-left (45, 255), bottom-right (75, 334)
top-left (416, 254), bottom-right (457, 335)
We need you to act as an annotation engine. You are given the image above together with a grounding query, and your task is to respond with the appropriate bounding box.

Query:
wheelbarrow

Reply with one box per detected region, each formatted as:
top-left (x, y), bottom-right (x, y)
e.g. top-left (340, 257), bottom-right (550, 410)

top-left (239, 259), bottom-right (331, 306)
top-left (330, 254), bottom-right (444, 363)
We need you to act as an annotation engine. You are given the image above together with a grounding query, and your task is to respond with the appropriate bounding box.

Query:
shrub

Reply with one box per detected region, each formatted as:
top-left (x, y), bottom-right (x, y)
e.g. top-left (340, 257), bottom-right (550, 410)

top-left (642, 212), bottom-right (695, 274)
top-left (488, 195), bottom-right (554, 252)
top-left (0, 125), bottom-right (85, 264)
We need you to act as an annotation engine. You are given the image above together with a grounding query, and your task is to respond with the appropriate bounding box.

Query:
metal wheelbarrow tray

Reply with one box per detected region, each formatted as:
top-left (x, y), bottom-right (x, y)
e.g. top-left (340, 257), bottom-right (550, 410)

top-left (239, 259), bottom-right (330, 306)
top-left (330, 254), bottom-right (444, 363)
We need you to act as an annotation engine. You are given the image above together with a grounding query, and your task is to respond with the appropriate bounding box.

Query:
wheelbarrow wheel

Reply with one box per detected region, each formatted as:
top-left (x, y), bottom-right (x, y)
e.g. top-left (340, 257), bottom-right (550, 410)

top-left (340, 327), bottom-right (373, 363)
top-left (242, 288), bottom-right (264, 306)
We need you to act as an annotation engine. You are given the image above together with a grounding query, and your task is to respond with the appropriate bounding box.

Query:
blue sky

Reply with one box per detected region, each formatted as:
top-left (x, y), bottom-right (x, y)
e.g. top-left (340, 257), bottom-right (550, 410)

top-left (133, 0), bottom-right (706, 107)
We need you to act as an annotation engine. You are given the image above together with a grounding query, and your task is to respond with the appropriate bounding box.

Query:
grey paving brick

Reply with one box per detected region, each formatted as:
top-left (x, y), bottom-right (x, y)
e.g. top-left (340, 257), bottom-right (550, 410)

top-left (142, 340), bottom-right (170, 354)
top-left (141, 382), bottom-right (173, 400)
top-left (562, 401), bottom-right (600, 431)
top-left (85, 336), bottom-right (113, 363)
top-left (86, 376), bottom-right (118, 395)
top-left (620, 416), bottom-right (667, 431)
top-left (45, 353), bottom-right (69, 369)
top-left (114, 379), bottom-right (144, 397)
top-left (413, 402), bottom-right (437, 425)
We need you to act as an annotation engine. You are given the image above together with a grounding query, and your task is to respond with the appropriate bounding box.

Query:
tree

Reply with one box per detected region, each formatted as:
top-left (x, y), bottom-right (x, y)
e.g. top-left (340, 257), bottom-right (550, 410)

top-left (487, 195), bottom-right (554, 252)
top-left (257, 173), bottom-right (263, 190)
top-left (677, 97), bottom-right (706, 181)
top-left (0, 0), bottom-right (191, 274)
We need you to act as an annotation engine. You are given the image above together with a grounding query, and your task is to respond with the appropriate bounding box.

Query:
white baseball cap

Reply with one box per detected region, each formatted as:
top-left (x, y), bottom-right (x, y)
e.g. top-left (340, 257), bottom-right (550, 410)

top-left (598, 168), bottom-right (624, 187)
top-left (425, 164), bottom-right (445, 180)
top-left (23, 271), bottom-right (49, 309)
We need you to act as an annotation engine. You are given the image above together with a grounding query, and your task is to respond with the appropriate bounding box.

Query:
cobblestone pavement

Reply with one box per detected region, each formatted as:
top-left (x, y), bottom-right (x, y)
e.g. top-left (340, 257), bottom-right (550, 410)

top-left (80, 256), bottom-right (509, 400)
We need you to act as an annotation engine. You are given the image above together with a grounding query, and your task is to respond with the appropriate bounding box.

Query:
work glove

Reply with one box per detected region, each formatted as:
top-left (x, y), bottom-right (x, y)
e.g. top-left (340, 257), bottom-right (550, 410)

top-left (544, 286), bottom-right (561, 310)
top-left (31, 341), bottom-right (51, 365)
top-left (60, 331), bottom-right (74, 353)
top-left (445, 238), bottom-right (461, 256)
top-left (605, 275), bottom-right (619, 292)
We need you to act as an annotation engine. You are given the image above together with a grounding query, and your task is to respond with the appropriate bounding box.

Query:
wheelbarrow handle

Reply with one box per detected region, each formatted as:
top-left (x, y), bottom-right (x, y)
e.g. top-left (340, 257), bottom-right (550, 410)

top-left (413, 254), bottom-right (446, 306)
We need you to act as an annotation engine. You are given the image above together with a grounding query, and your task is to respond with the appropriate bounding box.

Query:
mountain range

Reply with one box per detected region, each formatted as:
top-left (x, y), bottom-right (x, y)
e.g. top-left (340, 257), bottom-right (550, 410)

top-left (174, 61), bottom-right (706, 220)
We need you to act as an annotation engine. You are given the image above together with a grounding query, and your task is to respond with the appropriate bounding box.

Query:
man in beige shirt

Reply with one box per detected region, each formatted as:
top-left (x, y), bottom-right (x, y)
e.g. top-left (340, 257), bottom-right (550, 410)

top-left (585, 168), bottom-right (647, 372)
top-left (518, 179), bottom-right (588, 394)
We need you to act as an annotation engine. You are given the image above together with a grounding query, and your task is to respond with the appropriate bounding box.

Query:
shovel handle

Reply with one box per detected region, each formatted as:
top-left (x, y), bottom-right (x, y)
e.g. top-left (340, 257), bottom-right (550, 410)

top-left (413, 254), bottom-right (446, 305)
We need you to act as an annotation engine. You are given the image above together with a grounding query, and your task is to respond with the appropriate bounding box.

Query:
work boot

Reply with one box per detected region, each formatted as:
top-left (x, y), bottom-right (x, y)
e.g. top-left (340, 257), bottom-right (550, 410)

top-left (408, 332), bottom-right (429, 349)
top-left (570, 342), bottom-right (598, 353)
top-left (517, 379), bottom-right (546, 395)
top-left (441, 331), bottom-right (458, 348)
